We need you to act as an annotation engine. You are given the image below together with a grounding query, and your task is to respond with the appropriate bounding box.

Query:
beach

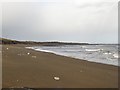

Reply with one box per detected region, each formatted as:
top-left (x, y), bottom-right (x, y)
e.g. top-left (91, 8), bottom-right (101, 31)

top-left (2, 45), bottom-right (118, 88)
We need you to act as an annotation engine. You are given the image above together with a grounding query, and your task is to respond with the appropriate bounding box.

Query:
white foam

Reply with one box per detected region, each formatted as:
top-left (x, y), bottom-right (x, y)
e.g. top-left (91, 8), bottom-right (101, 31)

top-left (113, 54), bottom-right (119, 58)
top-left (25, 47), bottom-right (34, 49)
top-left (34, 48), bottom-right (55, 53)
top-left (85, 49), bottom-right (100, 52)
top-left (26, 45), bottom-right (118, 66)
top-left (81, 46), bottom-right (86, 48)
top-left (103, 52), bottom-right (112, 55)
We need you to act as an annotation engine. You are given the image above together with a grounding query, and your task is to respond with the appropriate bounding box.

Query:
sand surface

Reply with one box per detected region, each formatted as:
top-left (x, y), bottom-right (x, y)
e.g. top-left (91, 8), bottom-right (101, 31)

top-left (2, 45), bottom-right (118, 88)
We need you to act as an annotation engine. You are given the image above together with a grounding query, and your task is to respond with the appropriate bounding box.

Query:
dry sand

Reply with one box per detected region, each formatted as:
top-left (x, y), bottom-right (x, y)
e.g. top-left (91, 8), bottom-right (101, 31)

top-left (2, 45), bottom-right (118, 88)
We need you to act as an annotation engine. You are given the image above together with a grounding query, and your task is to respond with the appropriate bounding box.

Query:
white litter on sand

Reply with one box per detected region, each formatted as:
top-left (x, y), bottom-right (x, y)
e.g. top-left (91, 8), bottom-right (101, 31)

top-left (32, 56), bottom-right (37, 58)
top-left (17, 54), bottom-right (21, 56)
top-left (18, 53), bottom-right (25, 56)
top-left (6, 48), bottom-right (9, 50)
top-left (27, 53), bottom-right (30, 55)
top-left (54, 77), bottom-right (60, 81)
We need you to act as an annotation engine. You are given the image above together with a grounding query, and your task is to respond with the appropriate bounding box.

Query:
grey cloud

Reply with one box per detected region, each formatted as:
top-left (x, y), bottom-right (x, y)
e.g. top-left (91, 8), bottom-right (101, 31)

top-left (2, 2), bottom-right (118, 43)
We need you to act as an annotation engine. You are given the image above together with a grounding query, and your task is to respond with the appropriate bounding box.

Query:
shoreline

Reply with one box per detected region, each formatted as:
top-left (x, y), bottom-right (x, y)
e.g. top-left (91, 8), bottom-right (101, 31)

top-left (26, 46), bottom-right (118, 67)
top-left (2, 44), bottom-right (118, 88)
top-left (31, 49), bottom-right (118, 67)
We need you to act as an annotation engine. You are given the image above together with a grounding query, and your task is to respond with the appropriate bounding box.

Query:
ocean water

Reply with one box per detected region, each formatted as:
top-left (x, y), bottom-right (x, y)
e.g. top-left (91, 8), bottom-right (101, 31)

top-left (26, 45), bottom-right (119, 66)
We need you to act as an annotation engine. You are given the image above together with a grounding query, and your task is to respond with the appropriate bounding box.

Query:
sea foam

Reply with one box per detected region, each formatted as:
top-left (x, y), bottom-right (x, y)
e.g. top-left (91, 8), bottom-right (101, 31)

top-left (26, 45), bottom-right (119, 66)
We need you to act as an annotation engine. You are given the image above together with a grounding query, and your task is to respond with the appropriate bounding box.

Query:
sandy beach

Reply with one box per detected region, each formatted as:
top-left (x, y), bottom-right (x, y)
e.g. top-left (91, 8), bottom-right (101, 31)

top-left (2, 45), bottom-right (118, 88)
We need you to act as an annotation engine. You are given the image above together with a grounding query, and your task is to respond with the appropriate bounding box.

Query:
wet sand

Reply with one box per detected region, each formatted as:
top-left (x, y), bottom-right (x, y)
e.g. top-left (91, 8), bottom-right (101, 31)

top-left (2, 45), bottom-right (118, 88)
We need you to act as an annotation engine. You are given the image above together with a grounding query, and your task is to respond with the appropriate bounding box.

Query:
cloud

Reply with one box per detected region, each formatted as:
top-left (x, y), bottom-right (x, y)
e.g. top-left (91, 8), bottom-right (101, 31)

top-left (74, 2), bottom-right (115, 8)
top-left (2, 1), bottom-right (118, 43)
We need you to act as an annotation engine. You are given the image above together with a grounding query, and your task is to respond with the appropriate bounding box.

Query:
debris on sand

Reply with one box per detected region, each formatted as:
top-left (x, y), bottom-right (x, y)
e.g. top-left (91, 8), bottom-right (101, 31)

top-left (27, 52), bottom-right (30, 55)
top-left (6, 48), bottom-right (9, 50)
top-left (54, 76), bottom-right (60, 81)
top-left (17, 54), bottom-right (22, 56)
top-left (17, 53), bottom-right (25, 56)
top-left (32, 56), bottom-right (36, 58)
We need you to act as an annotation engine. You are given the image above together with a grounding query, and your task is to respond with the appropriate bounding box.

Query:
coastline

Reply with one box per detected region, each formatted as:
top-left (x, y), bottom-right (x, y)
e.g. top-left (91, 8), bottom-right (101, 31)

top-left (2, 44), bottom-right (118, 88)
top-left (26, 45), bottom-right (118, 67)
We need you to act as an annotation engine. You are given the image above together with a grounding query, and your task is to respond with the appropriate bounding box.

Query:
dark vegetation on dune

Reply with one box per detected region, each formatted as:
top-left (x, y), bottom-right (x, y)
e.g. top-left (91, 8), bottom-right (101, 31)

top-left (0, 38), bottom-right (90, 46)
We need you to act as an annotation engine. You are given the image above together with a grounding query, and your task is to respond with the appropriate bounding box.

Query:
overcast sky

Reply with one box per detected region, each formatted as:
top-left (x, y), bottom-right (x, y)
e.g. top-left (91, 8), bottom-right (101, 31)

top-left (2, 0), bottom-right (118, 43)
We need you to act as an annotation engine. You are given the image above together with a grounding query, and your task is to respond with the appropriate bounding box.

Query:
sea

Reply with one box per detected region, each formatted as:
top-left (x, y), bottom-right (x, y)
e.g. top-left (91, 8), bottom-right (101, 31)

top-left (26, 44), bottom-right (119, 66)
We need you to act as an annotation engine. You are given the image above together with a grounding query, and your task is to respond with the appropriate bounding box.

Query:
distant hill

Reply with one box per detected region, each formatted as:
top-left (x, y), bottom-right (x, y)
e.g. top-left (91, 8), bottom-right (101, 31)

top-left (0, 38), bottom-right (20, 44)
top-left (0, 38), bottom-right (89, 46)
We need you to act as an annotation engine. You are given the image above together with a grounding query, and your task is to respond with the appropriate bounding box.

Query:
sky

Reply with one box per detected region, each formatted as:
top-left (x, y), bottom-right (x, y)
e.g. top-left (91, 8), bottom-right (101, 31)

top-left (1, 0), bottom-right (118, 43)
